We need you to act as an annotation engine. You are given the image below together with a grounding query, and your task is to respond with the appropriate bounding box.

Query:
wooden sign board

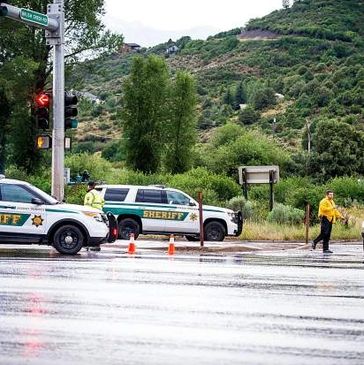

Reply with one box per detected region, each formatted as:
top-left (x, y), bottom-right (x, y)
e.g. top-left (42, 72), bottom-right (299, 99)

top-left (238, 166), bottom-right (280, 185)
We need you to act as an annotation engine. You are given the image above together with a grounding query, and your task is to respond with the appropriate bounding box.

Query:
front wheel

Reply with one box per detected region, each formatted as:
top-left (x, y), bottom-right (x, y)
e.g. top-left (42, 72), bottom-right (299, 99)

top-left (52, 225), bottom-right (84, 255)
top-left (204, 221), bottom-right (226, 242)
top-left (118, 218), bottom-right (140, 240)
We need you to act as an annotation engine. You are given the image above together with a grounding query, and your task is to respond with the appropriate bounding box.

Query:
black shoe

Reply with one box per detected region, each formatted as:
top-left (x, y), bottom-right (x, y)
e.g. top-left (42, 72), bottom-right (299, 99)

top-left (311, 241), bottom-right (317, 250)
top-left (90, 246), bottom-right (101, 252)
top-left (323, 249), bottom-right (333, 254)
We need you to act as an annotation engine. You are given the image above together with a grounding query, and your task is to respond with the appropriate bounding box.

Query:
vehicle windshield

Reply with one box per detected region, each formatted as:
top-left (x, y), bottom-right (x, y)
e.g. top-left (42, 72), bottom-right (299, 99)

top-left (30, 184), bottom-right (59, 205)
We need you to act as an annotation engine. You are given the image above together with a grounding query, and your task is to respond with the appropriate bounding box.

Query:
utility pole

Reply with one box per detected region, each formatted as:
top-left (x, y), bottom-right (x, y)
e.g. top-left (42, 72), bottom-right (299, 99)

top-left (46, 1), bottom-right (65, 202)
top-left (0, 1), bottom-right (65, 201)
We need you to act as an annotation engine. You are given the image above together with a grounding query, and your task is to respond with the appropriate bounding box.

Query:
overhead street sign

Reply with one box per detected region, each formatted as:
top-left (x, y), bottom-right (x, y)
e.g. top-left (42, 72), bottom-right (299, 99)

top-left (20, 8), bottom-right (48, 27)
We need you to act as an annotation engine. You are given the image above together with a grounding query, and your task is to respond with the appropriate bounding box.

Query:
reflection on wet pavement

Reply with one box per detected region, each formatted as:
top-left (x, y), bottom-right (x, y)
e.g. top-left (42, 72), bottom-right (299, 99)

top-left (0, 243), bottom-right (363, 364)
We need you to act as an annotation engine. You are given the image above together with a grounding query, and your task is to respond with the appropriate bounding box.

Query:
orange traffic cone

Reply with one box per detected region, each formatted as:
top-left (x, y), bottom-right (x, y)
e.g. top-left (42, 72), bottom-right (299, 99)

top-left (127, 233), bottom-right (136, 254)
top-left (167, 234), bottom-right (175, 255)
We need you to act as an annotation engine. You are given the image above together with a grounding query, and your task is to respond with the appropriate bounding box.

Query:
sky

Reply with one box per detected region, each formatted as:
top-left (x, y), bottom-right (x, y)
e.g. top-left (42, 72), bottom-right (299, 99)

top-left (103, 0), bottom-right (284, 47)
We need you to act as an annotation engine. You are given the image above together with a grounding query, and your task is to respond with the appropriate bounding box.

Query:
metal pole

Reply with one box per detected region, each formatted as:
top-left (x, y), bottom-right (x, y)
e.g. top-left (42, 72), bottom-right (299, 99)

top-left (305, 204), bottom-right (310, 245)
top-left (198, 192), bottom-right (204, 248)
top-left (269, 170), bottom-right (274, 211)
top-left (50, 0), bottom-right (64, 201)
top-left (242, 169), bottom-right (248, 200)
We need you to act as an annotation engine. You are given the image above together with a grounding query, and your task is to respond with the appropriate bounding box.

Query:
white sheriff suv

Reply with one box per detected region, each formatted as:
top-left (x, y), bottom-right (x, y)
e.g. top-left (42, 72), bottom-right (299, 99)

top-left (0, 175), bottom-right (117, 254)
top-left (96, 184), bottom-right (243, 241)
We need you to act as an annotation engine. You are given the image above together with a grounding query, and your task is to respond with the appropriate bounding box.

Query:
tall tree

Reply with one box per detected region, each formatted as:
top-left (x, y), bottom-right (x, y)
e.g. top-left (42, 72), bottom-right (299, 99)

top-left (309, 119), bottom-right (364, 180)
top-left (164, 71), bottom-right (197, 174)
top-left (234, 81), bottom-right (247, 110)
top-left (122, 55), bottom-right (169, 173)
top-left (0, 88), bottom-right (10, 174)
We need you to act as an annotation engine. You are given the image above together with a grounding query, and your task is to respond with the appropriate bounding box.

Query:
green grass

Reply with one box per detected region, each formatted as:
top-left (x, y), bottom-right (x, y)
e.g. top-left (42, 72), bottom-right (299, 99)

top-left (240, 220), bottom-right (361, 241)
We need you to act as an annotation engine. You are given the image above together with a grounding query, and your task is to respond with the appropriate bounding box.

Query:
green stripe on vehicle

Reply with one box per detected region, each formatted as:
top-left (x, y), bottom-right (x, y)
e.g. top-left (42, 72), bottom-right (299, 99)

top-left (0, 213), bottom-right (30, 226)
top-left (104, 206), bottom-right (189, 221)
top-left (46, 209), bottom-right (79, 214)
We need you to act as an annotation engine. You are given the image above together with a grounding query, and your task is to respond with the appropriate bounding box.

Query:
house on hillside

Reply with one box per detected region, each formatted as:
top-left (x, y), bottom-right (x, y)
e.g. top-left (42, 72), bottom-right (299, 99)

top-left (166, 44), bottom-right (179, 55)
top-left (120, 43), bottom-right (141, 54)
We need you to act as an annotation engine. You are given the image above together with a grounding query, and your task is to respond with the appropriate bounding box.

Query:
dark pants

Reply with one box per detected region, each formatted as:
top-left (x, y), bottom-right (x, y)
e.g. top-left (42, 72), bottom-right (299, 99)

top-left (313, 216), bottom-right (333, 251)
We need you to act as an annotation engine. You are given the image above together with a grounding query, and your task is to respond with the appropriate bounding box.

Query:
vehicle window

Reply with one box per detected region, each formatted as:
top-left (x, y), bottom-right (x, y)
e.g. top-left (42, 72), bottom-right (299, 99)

top-left (166, 191), bottom-right (190, 206)
top-left (0, 184), bottom-right (37, 203)
top-left (104, 188), bottom-right (129, 202)
top-left (136, 189), bottom-right (164, 204)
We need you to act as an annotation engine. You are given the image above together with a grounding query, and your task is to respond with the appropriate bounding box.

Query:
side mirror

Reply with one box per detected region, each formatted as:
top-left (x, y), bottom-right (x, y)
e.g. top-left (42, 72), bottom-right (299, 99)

top-left (31, 198), bottom-right (44, 205)
top-left (189, 201), bottom-right (197, 207)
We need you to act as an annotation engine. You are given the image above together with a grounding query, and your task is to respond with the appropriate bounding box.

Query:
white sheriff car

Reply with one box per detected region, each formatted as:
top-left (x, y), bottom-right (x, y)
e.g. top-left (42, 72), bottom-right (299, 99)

top-left (0, 175), bottom-right (117, 254)
top-left (96, 184), bottom-right (243, 241)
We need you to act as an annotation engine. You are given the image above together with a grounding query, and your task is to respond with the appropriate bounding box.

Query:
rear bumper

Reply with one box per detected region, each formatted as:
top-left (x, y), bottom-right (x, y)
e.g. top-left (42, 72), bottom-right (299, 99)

top-left (106, 212), bottom-right (117, 243)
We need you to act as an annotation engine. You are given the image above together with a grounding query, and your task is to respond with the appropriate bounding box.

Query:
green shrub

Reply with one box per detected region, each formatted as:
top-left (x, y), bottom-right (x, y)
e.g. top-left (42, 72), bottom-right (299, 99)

top-left (328, 177), bottom-right (364, 206)
top-left (227, 196), bottom-right (254, 219)
top-left (267, 203), bottom-right (305, 225)
top-left (169, 167), bottom-right (241, 203)
top-left (65, 153), bottom-right (113, 182)
top-left (64, 184), bottom-right (87, 205)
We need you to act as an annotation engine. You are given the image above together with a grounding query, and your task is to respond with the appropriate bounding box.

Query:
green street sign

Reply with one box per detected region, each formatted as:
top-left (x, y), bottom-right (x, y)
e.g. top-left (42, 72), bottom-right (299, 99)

top-left (20, 8), bottom-right (48, 27)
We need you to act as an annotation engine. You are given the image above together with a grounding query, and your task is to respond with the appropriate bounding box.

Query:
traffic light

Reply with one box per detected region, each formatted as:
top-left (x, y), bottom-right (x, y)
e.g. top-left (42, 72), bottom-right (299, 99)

top-left (35, 135), bottom-right (51, 149)
top-left (34, 92), bottom-right (51, 130)
top-left (0, 5), bottom-right (8, 17)
top-left (64, 92), bottom-right (78, 129)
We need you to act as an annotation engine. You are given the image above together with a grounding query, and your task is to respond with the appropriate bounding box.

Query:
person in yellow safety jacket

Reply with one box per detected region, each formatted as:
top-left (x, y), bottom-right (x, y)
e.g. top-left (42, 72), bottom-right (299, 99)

top-left (312, 190), bottom-right (343, 253)
top-left (84, 181), bottom-right (104, 210)
top-left (84, 181), bottom-right (105, 251)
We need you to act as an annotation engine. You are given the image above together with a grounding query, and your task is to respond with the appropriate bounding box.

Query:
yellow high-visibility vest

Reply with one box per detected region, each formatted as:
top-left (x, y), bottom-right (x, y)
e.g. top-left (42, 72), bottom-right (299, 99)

top-left (84, 189), bottom-right (104, 210)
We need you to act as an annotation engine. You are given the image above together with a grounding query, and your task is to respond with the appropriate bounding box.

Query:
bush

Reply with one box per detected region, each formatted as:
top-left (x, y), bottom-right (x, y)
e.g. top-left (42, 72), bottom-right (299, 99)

top-left (64, 184), bottom-right (87, 205)
top-left (238, 106), bottom-right (260, 125)
top-left (267, 203), bottom-right (305, 225)
top-left (328, 177), bottom-right (364, 206)
top-left (169, 167), bottom-right (241, 204)
top-left (227, 196), bottom-right (254, 219)
top-left (65, 153), bottom-right (113, 182)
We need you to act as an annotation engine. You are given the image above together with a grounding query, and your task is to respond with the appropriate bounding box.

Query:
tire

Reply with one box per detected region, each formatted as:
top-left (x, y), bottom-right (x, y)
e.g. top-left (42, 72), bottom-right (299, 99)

top-left (185, 235), bottom-right (200, 242)
top-left (204, 221), bottom-right (226, 242)
top-left (53, 224), bottom-right (84, 255)
top-left (118, 218), bottom-right (140, 240)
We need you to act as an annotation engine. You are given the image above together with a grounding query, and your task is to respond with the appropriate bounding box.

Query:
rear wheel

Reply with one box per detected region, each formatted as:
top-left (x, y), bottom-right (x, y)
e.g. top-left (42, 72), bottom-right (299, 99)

top-left (118, 218), bottom-right (140, 240)
top-left (53, 225), bottom-right (84, 255)
top-left (204, 221), bottom-right (226, 242)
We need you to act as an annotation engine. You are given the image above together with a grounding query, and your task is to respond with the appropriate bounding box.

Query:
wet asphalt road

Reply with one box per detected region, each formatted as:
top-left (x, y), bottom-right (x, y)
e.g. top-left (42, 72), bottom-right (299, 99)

top-left (0, 242), bottom-right (363, 365)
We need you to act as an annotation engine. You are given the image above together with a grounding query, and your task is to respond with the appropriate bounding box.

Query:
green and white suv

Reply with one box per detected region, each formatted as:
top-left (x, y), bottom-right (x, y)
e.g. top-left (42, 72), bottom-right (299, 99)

top-left (0, 175), bottom-right (117, 254)
top-left (97, 184), bottom-right (243, 241)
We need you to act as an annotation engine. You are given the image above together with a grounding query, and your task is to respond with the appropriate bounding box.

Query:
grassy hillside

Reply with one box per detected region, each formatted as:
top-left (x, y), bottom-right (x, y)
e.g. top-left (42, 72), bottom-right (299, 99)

top-left (69, 0), bottom-right (364, 155)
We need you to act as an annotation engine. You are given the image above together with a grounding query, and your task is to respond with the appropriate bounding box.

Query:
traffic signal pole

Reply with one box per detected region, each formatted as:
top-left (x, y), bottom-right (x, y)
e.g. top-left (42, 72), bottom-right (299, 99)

top-left (1, 1), bottom-right (65, 201)
top-left (46, 1), bottom-right (65, 202)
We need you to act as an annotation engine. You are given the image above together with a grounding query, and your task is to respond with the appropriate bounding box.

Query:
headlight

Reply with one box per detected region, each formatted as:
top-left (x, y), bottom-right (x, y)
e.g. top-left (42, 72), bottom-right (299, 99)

top-left (82, 211), bottom-right (104, 222)
top-left (228, 212), bottom-right (235, 222)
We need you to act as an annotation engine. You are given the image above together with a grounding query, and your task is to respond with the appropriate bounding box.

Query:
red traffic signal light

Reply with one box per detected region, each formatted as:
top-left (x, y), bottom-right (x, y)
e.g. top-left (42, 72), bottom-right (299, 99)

top-left (35, 92), bottom-right (50, 108)
top-left (34, 92), bottom-right (51, 130)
